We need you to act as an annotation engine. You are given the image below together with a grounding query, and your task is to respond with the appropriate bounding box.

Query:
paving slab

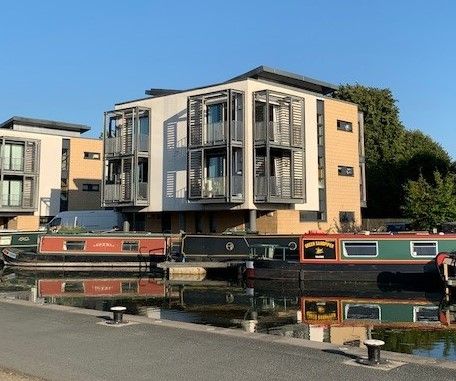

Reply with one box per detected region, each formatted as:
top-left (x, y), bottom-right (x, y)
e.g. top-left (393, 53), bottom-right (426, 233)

top-left (0, 299), bottom-right (454, 381)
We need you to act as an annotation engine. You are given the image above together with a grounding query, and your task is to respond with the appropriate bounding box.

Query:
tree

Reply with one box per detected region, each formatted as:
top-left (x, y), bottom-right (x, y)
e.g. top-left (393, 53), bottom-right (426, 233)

top-left (334, 85), bottom-right (452, 218)
top-left (403, 171), bottom-right (456, 230)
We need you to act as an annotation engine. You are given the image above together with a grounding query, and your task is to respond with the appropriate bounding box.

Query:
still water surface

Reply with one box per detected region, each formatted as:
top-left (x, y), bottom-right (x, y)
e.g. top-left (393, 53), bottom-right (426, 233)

top-left (1, 269), bottom-right (455, 360)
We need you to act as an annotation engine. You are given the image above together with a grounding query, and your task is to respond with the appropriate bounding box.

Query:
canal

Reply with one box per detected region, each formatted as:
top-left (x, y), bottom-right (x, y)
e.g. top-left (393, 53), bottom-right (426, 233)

top-left (1, 268), bottom-right (455, 361)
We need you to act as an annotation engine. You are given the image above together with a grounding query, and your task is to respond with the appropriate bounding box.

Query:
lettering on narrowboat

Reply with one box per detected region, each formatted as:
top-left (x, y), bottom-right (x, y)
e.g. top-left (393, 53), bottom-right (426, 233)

top-left (303, 240), bottom-right (336, 259)
top-left (304, 301), bottom-right (338, 322)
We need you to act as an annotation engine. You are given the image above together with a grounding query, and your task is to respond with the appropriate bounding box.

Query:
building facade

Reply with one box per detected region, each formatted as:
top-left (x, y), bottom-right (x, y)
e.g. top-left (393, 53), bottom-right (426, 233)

top-left (0, 117), bottom-right (103, 230)
top-left (102, 66), bottom-right (366, 234)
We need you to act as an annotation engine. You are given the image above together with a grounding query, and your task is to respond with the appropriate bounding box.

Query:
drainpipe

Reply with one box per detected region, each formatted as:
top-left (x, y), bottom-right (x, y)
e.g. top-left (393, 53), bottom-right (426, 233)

top-left (249, 210), bottom-right (257, 233)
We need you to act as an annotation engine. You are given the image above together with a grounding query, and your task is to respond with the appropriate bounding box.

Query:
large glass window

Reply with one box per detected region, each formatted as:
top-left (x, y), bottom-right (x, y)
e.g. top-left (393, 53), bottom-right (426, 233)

top-left (206, 103), bottom-right (226, 143)
top-left (3, 143), bottom-right (24, 171)
top-left (2, 179), bottom-right (22, 206)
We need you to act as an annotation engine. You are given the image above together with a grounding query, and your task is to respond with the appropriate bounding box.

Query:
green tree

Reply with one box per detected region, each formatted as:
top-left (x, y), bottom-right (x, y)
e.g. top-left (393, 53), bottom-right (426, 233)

top-left (334, 85), bottom-right (452, 218)
top-left (403, 171), bottom-right (456, 230)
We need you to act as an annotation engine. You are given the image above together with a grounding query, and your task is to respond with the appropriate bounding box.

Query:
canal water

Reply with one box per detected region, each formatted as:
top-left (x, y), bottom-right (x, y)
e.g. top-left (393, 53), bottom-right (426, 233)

top-left (1, 268), bottom-right (455, 361)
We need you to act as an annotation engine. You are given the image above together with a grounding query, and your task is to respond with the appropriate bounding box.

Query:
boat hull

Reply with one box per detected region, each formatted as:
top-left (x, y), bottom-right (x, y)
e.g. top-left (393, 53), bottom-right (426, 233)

top-left (2, 248), bottom-right (164, 271)
top-left (251, 259), bottom-right (441, 286)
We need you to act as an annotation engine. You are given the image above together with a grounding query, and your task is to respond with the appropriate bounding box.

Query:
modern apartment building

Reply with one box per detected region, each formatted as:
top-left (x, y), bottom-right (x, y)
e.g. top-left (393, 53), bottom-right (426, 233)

top-left (102, 66), bottom-right (366, 234)
top-left (0, 116), bottom-right (103, 230)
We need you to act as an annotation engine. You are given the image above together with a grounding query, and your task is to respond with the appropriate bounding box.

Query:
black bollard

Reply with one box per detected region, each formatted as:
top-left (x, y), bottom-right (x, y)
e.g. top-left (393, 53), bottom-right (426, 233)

top-left (110, 306), bottom-right (127, 324)
top-left (363, 339), bottom-right (385, 364)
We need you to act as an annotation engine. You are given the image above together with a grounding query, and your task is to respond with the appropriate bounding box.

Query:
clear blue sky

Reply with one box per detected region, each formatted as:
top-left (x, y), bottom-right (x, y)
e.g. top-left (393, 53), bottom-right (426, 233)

top-left (1, 1), bottom-right (455, 157)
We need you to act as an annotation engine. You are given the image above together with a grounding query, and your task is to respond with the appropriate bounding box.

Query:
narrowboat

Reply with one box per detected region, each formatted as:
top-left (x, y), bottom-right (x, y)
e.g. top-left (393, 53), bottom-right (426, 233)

top-left (2, 232), bottom-right (167, 270)
top-left (181, 233), bottom-right (299, 261)
top-left (249, 232), bottom-right (456, 285)
top-left (0, 230), bottom-right (42, 253)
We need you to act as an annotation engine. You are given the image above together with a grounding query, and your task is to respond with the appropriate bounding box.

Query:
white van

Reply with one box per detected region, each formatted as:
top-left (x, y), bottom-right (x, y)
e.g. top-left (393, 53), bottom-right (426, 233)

top-left (47, 210), bottom-right (125, 232)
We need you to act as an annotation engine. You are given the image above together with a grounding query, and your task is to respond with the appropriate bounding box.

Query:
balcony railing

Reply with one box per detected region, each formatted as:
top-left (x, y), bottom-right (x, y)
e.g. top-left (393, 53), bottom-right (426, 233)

top-left (231, 175), bottom-right (243, 198)
top-left (105, 137), bottom-right (122, 155)
top-left (202, 177), bottom-right (225, 198)
top-left (232, 121), bottom-right (243, 142)
top-left (104, 183), bottom-right (122, 202)
top-left (138, 134), bottom-right (149, 152)
top-left (138, 182), bottom-right (148, 200)
top-left (255, 176), bottom-right (303, 201)
top-left (205, 122), bottom-right (227, 145)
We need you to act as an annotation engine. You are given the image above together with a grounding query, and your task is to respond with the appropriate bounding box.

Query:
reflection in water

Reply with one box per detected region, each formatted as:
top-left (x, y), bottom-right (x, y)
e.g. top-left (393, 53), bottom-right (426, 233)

top-left (1, 268), bottom-right (456, 360)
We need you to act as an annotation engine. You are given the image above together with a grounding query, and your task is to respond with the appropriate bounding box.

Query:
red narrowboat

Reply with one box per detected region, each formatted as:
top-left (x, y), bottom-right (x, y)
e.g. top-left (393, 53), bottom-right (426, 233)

top-left (2, 232), bottom-right (168, 270)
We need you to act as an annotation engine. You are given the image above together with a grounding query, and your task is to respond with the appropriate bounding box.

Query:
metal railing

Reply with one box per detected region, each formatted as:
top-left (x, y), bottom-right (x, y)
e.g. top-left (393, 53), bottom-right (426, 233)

top-left (254, 122), bottom-right (295, 145)
top-left (104, 183), bottom-right (122, 202)
top-left (254, 176), bottom-right (303, 200)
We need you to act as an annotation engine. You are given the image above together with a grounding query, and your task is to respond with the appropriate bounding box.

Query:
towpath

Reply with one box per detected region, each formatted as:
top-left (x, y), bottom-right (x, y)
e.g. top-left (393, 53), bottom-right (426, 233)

top-left (0, 299), bottom-right (454, 381)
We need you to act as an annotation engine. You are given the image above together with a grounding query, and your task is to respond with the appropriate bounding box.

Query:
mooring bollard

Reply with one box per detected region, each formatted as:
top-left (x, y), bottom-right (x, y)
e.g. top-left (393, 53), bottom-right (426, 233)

top-left (363, 339), bottom-right (385, 364)
top-left (110, 306), bottom-right (127, 324)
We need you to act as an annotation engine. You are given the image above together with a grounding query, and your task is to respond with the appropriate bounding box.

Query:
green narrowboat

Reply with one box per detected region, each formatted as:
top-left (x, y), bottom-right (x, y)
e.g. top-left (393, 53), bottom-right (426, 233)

top-left (250, 232), bottom-right (456, 285)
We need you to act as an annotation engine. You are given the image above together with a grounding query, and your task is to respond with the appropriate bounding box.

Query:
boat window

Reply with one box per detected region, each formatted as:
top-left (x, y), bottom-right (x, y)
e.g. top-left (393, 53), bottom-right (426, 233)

top-left (410, 241), bottom-right (437, 257)
top-left (344, 304), bottom-right (381, 321)
top-left (413, 306), bottom-right (439, 323)
top-left (122, 241), bottom-right (139, 252)
top-left (122, 281), bottom-right (138, 293)
top-left (64, 240), bottom-right (86, 251)
top-left (63, 282), bottom-right (84, 293)
top-left (342, 241), bottom-right (378, 257)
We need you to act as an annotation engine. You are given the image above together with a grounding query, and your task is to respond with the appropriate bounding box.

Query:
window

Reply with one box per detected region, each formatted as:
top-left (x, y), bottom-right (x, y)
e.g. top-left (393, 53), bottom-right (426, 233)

top-left (84, 152), bottom-right (100, 160)
top-left (338, 166), bottom-right (354, 176)
top-left (122, 241), bottom-right (139, 252)
top-left (206, 103), bottom-right (226, 143)
top-left (82, 184), bottom-right (100, 192)
top-left (64, 241), bottom-right (85, 251)
top-left (410, 241), bottom-right (437, 257)
top-left (339, 211), bottom-right (355, 223)
top-left (337, 120), bottom-right (352, 132)
top-left (413, 306), bottom-right (439, 322)
top-left (343, 241), bottom-right (378, 257)
top-left (3, 143), bottom-right (24, 171)
top-left (345, 304), bottom-right (381, 320)
top-left (300, 211), bottom-right (325, 222)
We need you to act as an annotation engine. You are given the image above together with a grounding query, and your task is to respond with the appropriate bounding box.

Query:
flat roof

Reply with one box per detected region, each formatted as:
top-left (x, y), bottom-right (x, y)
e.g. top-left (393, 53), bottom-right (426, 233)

top-left (227, 66), bottom-right (338, 95)
top-left (140, 65), bottom-right (338, 101)
top-left (0, 116), bottom-right (91, 133)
